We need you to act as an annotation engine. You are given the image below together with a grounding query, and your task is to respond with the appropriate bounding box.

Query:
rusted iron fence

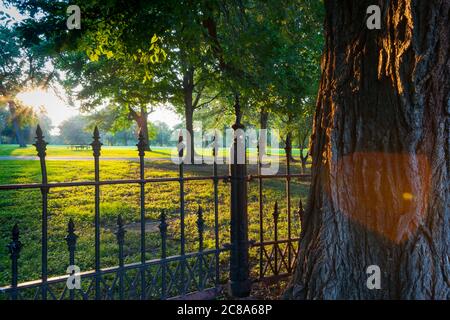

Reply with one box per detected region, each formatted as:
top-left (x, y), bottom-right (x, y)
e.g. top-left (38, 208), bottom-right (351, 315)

top-left (0, 121), bottom-right (309, 300)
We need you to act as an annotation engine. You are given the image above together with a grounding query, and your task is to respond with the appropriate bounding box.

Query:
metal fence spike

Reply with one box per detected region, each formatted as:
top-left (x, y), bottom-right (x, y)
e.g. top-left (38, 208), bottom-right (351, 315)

top-left (33, 125), bottom-right (48, 158)
top-left (91, 126), bottom-right (103, 157)
top-left (137, 130), bottom-right (147, 157)
top-left (196, 205), bottom-right (204, 234)
top-left (159, 210), bottom-right (168, 236)
top-left (65, 218), bottom-right (78, 251)
top-left (212, 135), bottom-right (216, 157)
top-left (7, 223), bottom-right (22, 299)
top-left (298, 199), bottom-right (304, 216)
top-left (115, 214), bottom-right (126, 245)
top-left (273, 201), bottom-right (279, 222)
top-left (7, 224), bottom-right (22, 258)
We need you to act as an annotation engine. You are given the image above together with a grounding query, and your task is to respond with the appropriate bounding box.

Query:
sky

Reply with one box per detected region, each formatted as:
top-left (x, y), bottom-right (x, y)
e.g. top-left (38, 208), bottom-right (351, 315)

top-left (1, 2), bottom-right (182, 133)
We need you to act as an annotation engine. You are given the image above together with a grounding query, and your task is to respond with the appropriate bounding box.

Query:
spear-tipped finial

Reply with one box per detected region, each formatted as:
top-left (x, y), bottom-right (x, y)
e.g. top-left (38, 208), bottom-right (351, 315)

top-left (93, 126), bottom-right (100, 139)
top-left (115, 214), bottom-right (126, 245)
top-left (212, 135), bottom-right (216, 157)
top-left (196, 205), bottom-right (204, 234)
top-left (36, 124), bottom-right (43, 138)
top-left (159, 210), bottom-right (168, 235)
top-left (33, 125), bottom-right (48, 158)
top-left (7, 224), bottom-right (22, 258)
top-left (91, 126), bottom-right (103, 157)
top-left (272, 201), bottom-right (279, 222)
top-left (12, 224), bottom-right (20, 242)
top-left (68, 218), bottom-right (75, 233)
top-left (65, 218), bottom-right (78, 251)
top-left (137, 130), bottom-right (147, 157)
top-left (298, 199), bottom-right (304, 216)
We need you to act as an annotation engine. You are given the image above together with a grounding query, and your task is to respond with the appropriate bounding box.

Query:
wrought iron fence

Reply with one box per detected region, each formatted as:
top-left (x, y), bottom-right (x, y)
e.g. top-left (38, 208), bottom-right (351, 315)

top-left (0, 122), bottom-right (310, 300)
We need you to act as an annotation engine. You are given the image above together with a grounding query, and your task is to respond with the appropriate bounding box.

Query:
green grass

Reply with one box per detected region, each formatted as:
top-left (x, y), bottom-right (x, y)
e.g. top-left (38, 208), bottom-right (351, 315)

top-left (0, 144), bottom-right (308, 158)
top-left (0, 158), bottom-right (310, 290)
top-left (0, 144), bottom-right (172, 158)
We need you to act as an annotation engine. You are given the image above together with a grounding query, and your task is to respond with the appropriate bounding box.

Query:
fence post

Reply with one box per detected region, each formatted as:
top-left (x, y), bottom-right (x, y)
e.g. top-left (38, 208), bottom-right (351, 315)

top-left (90, 126), bottom-right (102, 300)
top-left (136, 130), bottom-right (147, 300)
top-left (177, 132), bottom-right (187, 295)
top-left (34, 125), bottom-right (49, 300)
top-left (229, 95), bottom-right (251, 298)
top-left (7, 224), bottom-right (22, 300)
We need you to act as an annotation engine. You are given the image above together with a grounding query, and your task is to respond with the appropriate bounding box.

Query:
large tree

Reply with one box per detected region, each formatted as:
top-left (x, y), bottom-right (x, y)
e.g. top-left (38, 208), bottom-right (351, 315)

top-left (285, 0), bottom-right (449, 299)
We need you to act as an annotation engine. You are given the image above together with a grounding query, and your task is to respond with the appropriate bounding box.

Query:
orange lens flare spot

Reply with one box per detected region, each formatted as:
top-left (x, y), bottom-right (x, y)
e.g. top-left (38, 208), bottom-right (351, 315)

top-left (402, 192), bottom-right (413, 201)
top-left (332, 152), bottom-right (430, 243)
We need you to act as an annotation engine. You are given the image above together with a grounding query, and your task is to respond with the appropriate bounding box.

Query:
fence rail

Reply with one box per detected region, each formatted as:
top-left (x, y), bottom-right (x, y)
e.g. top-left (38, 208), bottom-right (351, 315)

top-left (0, 121), bottom-right (309, 300)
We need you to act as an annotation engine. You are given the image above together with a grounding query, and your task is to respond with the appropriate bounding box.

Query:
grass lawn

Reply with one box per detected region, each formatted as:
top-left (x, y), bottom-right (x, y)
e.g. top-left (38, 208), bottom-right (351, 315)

top-left (0, 157), bottom-right (310, 293)
top-left (0, 144), bottom-right (173, 158)
top-left (0, 144), bottom-right (308, 159)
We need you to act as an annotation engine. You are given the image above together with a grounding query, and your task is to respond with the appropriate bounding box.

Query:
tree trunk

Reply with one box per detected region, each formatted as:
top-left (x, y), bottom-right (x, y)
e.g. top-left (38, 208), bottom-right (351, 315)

top-left (8, 101), bottom-right (26, 148)
top-left (298, 133), bottom-right (309, 174)
top-left (137, 108), bottom-right (152, 152)
top-left (128, 105), bottom-right (152, 151)
top-left (259, 109), bottom-right (268, 155)
top-left (299, 152), bottom-right (308, 174)
top-left (285, 132), bottom-right (297, 163)
top-left (183, 67), bottom-right (198, 164)
top-left (286, 0), bottom-right (449, 299)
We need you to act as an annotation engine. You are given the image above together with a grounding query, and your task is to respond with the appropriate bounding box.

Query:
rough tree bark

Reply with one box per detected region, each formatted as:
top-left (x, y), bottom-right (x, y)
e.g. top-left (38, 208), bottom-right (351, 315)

top-left (285, 0), bottom-right (449, 299)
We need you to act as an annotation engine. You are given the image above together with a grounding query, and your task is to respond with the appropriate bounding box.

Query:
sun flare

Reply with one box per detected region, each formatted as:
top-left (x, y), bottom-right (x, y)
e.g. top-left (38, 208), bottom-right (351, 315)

top-left (14, 87), bottom-right (78, 128)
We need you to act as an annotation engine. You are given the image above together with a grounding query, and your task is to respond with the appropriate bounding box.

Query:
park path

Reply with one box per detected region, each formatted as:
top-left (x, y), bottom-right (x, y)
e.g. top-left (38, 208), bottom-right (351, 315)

top-left (0, 156), bottom-right (172, 161)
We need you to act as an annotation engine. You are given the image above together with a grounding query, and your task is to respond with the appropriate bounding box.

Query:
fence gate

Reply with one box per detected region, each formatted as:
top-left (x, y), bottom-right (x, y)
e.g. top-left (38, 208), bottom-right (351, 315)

top-left (0, 118), bottom-right (309, 300)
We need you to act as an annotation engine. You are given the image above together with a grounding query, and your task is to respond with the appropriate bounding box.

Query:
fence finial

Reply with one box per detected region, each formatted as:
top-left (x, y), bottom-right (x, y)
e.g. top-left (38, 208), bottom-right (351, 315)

top-left (159, 210), bottom-right (168, 236)
top-left (196, 205), bottom-right (204, 236)
top-left (91, 126), bottom-right (102, 157)
top-left (137, 130), bottom-right (147, 157)
top-left (33, 125), bottom-right (48, 158)
top-left (298, 199), bottom-right (304, 216)
top-left (212, 135), bottom-right (216, 157)
top-left (115, 214), bottom-right (126, 245)
top-left (7, 224), bottom-right (22, 258)
top-left (273, 201), bottom-right (279, 222)
top-left (65, 218), bottom-right (78, 251)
